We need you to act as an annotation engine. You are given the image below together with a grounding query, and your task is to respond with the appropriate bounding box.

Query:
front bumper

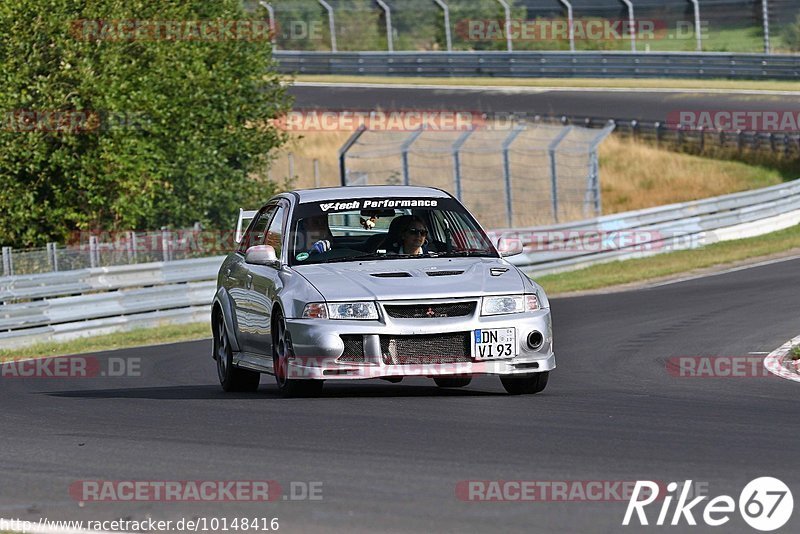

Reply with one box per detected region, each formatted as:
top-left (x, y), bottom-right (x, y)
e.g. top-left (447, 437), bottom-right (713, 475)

top-left (284, 302), bottom-right (555, 380)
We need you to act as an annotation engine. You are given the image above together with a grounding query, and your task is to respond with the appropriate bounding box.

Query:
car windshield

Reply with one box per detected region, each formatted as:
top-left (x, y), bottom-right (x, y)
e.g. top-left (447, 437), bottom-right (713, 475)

top-left (288, 197), bottom-right (497, 266)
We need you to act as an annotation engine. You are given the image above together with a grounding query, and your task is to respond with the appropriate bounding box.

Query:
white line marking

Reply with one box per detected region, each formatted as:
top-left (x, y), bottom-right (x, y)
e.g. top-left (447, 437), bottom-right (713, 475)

top-left (764, 335), bottom-right (800, 383)
top-left (291, 81), bottom-right (800, 97)
top-left (645, 254), bottom-right (800, 289)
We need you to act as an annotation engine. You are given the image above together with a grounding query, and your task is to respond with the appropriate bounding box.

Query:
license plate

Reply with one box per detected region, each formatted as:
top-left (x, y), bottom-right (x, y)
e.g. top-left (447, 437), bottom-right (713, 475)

top-left (472, 328), bottom-right (517, 361)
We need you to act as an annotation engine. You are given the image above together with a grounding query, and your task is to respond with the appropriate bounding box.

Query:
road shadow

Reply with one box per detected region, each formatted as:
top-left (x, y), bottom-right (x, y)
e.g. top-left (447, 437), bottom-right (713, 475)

top-left (44, 382), bottom-right (506, 400)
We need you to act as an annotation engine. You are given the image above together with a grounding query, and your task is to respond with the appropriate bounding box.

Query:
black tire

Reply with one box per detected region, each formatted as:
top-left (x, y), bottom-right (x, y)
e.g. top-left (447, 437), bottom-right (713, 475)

top-left (434, 376), bottom-right (472, 388)
top-left (215, 313), bottom-right (260, 392)
top-left (500, 372), bottom-right (549, 395)
top-left (273, 310), bottom-right (324, 398)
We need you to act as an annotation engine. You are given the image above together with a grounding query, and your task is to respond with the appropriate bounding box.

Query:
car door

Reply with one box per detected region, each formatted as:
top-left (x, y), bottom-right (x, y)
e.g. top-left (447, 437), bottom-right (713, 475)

top-left (230, 204), bottom-right (277, 352)
top-left (244, 202), bottom-right (288, 356)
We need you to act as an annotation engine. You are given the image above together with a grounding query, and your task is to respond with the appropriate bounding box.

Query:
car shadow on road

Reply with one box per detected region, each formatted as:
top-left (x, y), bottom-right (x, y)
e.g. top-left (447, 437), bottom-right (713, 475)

top-left (43, 382), bottom-right (506, 400)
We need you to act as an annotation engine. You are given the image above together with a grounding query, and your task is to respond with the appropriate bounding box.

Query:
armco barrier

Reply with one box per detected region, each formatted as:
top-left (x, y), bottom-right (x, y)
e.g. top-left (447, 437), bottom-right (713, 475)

top-left (1, 180), bottom-right (799, 348)
top-left (274, 51), bottom-right (800, 80)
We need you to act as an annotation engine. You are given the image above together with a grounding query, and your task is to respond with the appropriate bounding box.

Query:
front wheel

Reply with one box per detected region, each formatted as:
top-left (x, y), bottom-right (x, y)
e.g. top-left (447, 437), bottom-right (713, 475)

top-left (215, 313), bottom-right (260, 392)
top-left (500, 372), bottom-right (548, 395)
top-left (273, 311), bottom-right (324, 398)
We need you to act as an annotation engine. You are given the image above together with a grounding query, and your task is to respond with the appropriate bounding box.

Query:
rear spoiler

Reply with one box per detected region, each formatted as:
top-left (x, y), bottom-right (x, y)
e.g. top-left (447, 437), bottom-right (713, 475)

top-left (234, 208), bottom-right (258, 244)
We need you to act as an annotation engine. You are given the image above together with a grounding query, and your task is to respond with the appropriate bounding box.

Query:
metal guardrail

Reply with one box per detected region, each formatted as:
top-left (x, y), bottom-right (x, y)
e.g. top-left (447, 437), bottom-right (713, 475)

top-left (494, 180), bottom-right (800, 276)
top-left (275, 51), bottom-right (800, 80)
top-left (1, 180), bottom-right (799, 348)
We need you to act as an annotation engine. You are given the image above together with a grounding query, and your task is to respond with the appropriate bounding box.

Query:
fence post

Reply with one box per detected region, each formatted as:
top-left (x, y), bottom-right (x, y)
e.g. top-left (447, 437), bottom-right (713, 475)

top-left (762, 0), bottom-right (771, 54)
top-left (558, 0), bottom-right (575, 52)
top-left (400, 129), bottom-right (424, 186)
top-left (451, 130), bottom-right (473, 201)
top-left (689, 0), bottom-right (702, 51)
top-left (288, 152), bottom-right (295, 179)
top-left (338, 125), bottom-right (367, 186)
top-left (495, 0), bottom-right (513, 52)
top-left (47, 242), bottom-right (59, 272)
top-left (548, 126), bottom-right (573, 223)
top-left (432, 1), bottom-right (452, 52)
top-left (258, 1), bottom-right (277, 48)
top-left (161, 228), bottom-right (171, 262)
top-left (654, 121), bottom-right (662, 148)
top-left (317, 0), bottom-right (337, 52)
top-left (698, 126), bottom-right (705, 153)
top-left (313, 158), bottom-right (321, 188)
top-left (89, 235), bottom-right (98, 268)
top-left (376, 0), bottom-right (394, 52)
top-left (127, 231), bottom-right (136, 263)
top-left (2, 246), bottom-right (12, 277)
top-left (621, 0), bottom-right (636, 52)
top-left (501, 125), bottom-right (525, 227)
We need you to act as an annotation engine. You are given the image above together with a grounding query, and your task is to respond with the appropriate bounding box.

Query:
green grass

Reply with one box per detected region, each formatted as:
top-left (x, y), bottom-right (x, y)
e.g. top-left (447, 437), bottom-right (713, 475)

top-left (791, 346), bottom-right (800, 361)
top-left (0, 322), bottom-right (211, 362)
top-left (293, 74), bottom-right (800, 93)
top-left (535, 224), bottom-right (800, 295)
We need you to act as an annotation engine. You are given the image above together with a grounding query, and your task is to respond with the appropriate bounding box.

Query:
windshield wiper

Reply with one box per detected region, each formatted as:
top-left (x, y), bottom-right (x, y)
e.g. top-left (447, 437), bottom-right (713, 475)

top-left (323, 252), bottom-right (438, 263)
top-left (437, 250), bottom-right (496, 258)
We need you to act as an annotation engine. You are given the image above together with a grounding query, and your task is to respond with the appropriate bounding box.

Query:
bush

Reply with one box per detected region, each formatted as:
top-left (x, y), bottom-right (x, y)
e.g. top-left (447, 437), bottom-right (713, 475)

top-left (0, 0), bottom-right (291, 247)
top-left (781, 14), bottom-right (800, 52)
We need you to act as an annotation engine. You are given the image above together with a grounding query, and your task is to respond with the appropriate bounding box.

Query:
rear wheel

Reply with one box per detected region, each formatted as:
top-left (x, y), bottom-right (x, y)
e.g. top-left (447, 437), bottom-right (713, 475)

top-left (273, 311), bottom-right (324, 398)
top-left (434, 376), bottom-right (472, 388)
top-left (500, 372), bottom-right (548, 395)
top-left (215, 313), bottom-right (260, 392)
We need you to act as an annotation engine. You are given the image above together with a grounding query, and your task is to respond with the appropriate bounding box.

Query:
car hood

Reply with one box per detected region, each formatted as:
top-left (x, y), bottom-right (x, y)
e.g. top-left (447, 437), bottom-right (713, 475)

top-left (294, 257), bottom-right (525, 301)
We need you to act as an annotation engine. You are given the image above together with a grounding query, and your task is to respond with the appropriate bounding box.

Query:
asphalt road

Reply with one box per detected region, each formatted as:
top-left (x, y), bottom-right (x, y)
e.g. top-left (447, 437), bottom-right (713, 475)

top-left (2, 257), bottom-right (799, 533)
top-left (289, 84), bottom-right (800, 123)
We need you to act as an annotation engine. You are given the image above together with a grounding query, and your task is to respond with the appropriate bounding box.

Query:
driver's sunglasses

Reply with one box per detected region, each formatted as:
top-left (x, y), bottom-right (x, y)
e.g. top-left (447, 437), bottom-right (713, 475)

top-left (406, 228), bottom-right (428, 237)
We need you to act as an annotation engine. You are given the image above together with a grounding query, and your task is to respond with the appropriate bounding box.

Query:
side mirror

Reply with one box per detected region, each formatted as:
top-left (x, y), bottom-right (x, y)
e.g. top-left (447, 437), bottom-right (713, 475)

top-left (245, 245), bottom-right (279, 267)
top-left (497, 236), bottom-right (524, 258)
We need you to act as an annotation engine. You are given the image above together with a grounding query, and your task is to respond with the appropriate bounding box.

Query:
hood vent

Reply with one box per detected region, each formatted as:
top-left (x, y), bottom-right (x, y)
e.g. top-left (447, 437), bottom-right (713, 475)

top-left (425, 270), bottom-right (464, 277)
top-left (371, 272), bottom-right (412, 278)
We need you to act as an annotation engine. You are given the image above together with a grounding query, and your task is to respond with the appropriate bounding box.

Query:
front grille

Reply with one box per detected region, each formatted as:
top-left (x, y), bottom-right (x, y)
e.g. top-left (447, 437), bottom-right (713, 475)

top-left (380, 332), bottom-right (472, 365)
top-left (384, 302), bottom-right (476, 319)
top-left (338, 335), bottom-right (365, 363)
top-left (425, 270), bottom-right (464, 277)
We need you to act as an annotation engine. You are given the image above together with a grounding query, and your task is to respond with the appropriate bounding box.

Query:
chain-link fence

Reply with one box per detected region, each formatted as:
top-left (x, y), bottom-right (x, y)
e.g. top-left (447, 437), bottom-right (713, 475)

top-left (0, 226), bottom-right (230, 277)
top-left (248, 0), bottom-right (800, 54)
top-left (341, 122), bottom-right (615, 228)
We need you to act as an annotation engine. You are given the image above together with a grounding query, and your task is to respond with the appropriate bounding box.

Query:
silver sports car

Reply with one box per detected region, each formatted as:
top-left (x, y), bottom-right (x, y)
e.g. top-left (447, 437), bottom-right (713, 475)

top-left (212, 186), bottom-right (555, 397)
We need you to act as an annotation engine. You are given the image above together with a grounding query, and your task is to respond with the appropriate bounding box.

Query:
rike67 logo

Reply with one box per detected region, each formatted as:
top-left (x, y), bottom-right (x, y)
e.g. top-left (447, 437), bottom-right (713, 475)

top-left (623, 477), bottom-right (793, 531)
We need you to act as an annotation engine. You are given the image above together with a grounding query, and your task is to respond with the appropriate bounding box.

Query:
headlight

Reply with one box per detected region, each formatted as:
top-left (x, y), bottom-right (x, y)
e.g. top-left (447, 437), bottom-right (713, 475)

top-left (327, 302), bottom-right (379, 320)
top-left (481, 294), bottom-right (540, 316)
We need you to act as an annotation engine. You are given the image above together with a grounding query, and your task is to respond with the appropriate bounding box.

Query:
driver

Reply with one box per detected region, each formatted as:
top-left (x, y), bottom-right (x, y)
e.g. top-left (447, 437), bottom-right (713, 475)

top-left (397, 216), bottom-right (430, 256)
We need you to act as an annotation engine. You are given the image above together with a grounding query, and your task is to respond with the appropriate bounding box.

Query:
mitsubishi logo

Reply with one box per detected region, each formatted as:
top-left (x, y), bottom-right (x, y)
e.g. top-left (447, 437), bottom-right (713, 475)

top-left (426, 307), bottom-right (436, 318)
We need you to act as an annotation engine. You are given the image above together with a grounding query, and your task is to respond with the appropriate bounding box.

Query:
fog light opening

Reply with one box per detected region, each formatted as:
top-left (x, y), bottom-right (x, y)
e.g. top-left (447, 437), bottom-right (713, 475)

top-left (527, 331), bottom-right (544, 350)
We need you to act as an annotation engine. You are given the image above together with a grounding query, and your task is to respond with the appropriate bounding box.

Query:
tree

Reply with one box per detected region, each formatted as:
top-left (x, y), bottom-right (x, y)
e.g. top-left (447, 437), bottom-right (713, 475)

top-left (0, 0), bottom-right (291, 247)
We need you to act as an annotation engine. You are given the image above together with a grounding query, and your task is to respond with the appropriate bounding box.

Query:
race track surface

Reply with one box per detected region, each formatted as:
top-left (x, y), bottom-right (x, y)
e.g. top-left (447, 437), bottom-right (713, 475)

top-left (289, 84), bottom-right (800, 123)
top-left (2, 257), bottom-right (799, 533)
